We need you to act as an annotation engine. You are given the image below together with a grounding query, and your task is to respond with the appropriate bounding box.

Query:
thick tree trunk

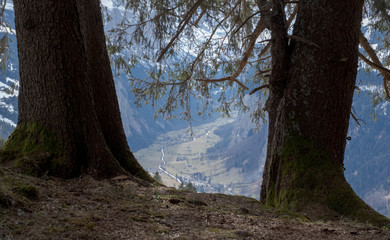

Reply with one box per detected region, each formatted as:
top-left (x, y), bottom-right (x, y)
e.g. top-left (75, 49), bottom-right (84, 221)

top-left (0, 0), bottom-right (153, 181)
top-left (76, 0), bottom-right (152, 180)
top-left (260, 0), bottom-right (389, 225)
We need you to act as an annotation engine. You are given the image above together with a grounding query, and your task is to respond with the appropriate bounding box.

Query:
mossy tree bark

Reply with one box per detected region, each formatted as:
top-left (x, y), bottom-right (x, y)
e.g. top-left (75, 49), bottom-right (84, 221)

top-left (260, 0), bottom-right (390, 225)
top-left (1, 0), bottom-right (153, 181)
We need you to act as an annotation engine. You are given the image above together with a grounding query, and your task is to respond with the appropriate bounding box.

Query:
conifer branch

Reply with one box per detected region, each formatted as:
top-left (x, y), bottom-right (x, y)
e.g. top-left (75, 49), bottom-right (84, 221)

top-left (234, 11), bottom-right (261, 34)
top-left (287, 35), bottom-right (320, 48)
top-left (249, 84), bottom-right (269, 95)
top-left (195, 17), bottom-right (267, 91)
top-left (110, 4), bottom-right (181, 43)
top-left (157, 0), bottom-right (205, 62)
top-left (189, 1), bottom-right (241, 77)
top-left (358, 53), bottom-right (390, 75)
top-left (257, 43), bottom-right (271, 59)
top-left (0, 0), bottom-right (6, 19)
top-left (350, 111), bottom-right (366, 127)
top-left (358, 30), bottom-right (390, 98)
top-left (193, 8), bottom-right (206, 27)
top-left (196, 77), bottom-right (249, 90)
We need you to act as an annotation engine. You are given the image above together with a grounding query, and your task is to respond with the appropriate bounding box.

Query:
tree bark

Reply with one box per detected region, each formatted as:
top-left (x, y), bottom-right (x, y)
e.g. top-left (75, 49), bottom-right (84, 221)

top-left (1, 0), bottom-right (153, 181)
top-left (76, 0), bottom-right (152, 180)
top-left (260, 0), bottom-right (389, 225)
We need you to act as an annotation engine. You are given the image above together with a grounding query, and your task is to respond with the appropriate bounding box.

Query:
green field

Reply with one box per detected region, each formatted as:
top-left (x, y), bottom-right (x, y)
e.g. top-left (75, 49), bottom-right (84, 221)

top-left (135, 116), bottom-right (260, 198)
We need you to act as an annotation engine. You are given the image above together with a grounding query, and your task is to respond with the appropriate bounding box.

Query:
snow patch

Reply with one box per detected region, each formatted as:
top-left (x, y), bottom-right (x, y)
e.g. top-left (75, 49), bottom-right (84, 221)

top-left (359, 85), bottom-right (381, 93)
top-left (362, 18), bottom-right (370, 27)
top-left (5, 1), bottom-right (13, 11)
top-left (0, 77), bottom-right (19, 99)
top-left (0, 114), bottom-right (16, 127)
top-left (101, 0), bottom-right (114, 9)
top-left (0, 25), bottom-right (15, 34)
top-left (0, 101), bottom-right (15, 113)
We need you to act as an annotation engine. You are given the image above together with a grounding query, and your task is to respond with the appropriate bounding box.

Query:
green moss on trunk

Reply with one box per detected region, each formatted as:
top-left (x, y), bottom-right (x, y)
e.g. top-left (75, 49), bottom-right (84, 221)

top-left (0, 123), bottom-right (71, 177)
top-left (266, 133), bottom-right (390, 227)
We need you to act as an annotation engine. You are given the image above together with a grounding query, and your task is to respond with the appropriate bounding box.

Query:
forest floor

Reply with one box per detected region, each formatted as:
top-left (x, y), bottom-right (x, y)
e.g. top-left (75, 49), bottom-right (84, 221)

top-left (1, 168), bottom-right (390, 240)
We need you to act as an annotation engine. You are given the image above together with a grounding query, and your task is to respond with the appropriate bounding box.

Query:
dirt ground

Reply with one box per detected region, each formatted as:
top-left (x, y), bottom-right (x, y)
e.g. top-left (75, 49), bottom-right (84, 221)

top-left (1, 168), bottom-right (390, 240)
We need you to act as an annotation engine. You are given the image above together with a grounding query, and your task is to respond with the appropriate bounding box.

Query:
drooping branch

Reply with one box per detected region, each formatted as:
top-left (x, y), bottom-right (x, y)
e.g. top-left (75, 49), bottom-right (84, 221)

top-left (359, 30), bottom-right (390, 98)
top-left (231, 18), bottom-right (267, 78)
top-left (249, 84), bottom-right (269, 95)
top-left (120, 5), bottom-right (181, 29)
top-left (151, 1), bottom-right (242, 89)
top-left (0, 0), bottom-right (6, 19)
top-left (249, 55), bottom-right (271, 63)
top-left (350, 106), bottom-right (366, 127)
top-left (287, 35), bottom-right (320, 48)
top-left (188, 1), bottom-right (241, 78)
top-left (257, 43), bottom-right (271, 59)
top-left (373, 0), bottom-right (390, 24)
top-left (351, 111), bottom-right (362, 127)
top-left (358, 53), bottom-right (390, 75)
top-left (234, 10), bottom-right (261, 34)
top-left (193, 8), bottom-right (206, 27)
top-left (197, 76), bottom-right (249, 90)
top-left (157, 0), bottom-right (205, 62)
top-left (195, 17), bottom-right (267, 90)
top-left (197, 3), bottom-right (298, 92)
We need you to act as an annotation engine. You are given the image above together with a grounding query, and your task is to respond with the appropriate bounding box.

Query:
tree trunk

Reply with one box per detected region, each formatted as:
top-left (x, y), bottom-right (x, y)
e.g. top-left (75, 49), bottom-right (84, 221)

top-left (260, 0), bottom-right (389, 225)
top-left (76, 0), bottom-right (152, 180)
top-left (0, 0), bottom-right (153, 181)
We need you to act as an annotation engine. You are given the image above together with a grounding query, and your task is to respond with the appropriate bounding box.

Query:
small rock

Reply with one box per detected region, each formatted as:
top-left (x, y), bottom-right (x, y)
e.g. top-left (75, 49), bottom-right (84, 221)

top-left (322, 228), bottom-right (335, 234)
top-left (188, 200), bottom-right (208, 206)
top-left (240, 207), bottom-right (250, 214)
top-left (235, 230), bottom-right (252, 237)
top-left (169, 198), bottom-right (181, 204)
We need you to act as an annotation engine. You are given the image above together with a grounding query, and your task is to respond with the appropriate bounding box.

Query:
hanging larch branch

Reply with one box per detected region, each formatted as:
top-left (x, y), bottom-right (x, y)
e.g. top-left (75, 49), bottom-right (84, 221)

top-left (195, 17), bottom-right (266, 90)
top-left (193, 8), bottom-right (206, 27)
top-left (249, 84), bottom-right (269, 95)
top-left (183, 1), bottom-right (241, 83)
top-left (358, 30), bottom-right (390, 98)
top-left (156, 0), bottom-right (205, 62)
top-left (287, 35), bottom-right (320, 48)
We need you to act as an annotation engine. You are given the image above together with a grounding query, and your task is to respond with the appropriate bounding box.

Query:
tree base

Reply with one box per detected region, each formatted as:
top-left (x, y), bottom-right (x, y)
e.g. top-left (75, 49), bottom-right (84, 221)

top-left (0, 123), bottom-right (156, 184)
top-left (0, 123), bottom-right (76, 178)
top-left (264, 133), bottom-right (390, 227)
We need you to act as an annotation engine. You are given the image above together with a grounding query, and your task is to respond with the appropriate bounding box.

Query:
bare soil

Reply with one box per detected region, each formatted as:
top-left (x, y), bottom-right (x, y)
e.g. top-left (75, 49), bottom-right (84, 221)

top-left (1, 168), bottom-right (389, 240)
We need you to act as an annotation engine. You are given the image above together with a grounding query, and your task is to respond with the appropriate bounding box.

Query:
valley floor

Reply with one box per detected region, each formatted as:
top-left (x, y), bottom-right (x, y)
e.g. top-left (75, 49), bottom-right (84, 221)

top-left (1, 169), bottom-right (390, 239)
